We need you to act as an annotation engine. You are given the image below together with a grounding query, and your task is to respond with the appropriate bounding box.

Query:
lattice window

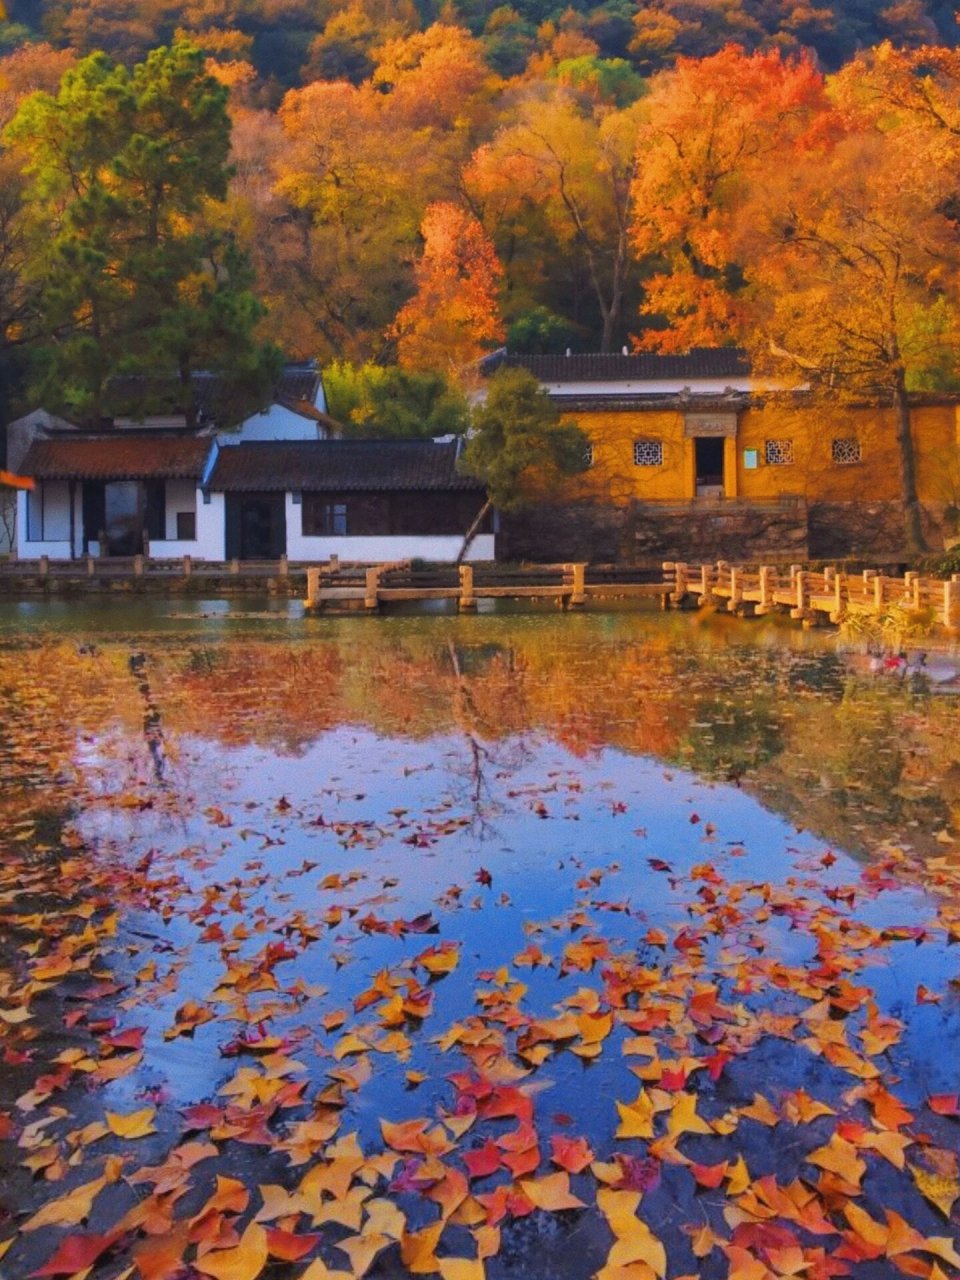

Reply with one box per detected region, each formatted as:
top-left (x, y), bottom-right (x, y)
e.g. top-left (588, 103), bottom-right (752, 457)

top-left (582, 442), bottom-right (594, 468)
top-left (764, 439), bottom-right (794, 466)
top-left (831, 437), bottom-right (862, 465)
top-left (633, 439), bottom-right (663, 467)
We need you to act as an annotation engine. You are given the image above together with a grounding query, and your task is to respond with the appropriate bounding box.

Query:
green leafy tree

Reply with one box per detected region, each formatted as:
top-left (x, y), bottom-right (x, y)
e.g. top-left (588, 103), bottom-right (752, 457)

top-left (323, 360), bottom-right (470, 437)
top-left (5, 42), bottom-right (276, 426)
top-left (457, 366), bottom-right (588, 557)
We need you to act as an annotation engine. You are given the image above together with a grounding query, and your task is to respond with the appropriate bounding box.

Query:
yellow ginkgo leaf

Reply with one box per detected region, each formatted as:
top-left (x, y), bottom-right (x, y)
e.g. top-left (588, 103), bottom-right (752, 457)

top-left (21, 1176), bottom-right (106, 1231)
top-left (667, 1091), bottom-right (711, 1138)
top-left (438, 1259), bottom-right (486, 1280)
top-left (518, 1172), bottom-right (587, 1212)
top-left (616, 1092), bottom-right (655, 1140)
top-left (910, 1163), bottom-right (960, 1218)
top-left (106, 1108), bottom-right (157, 1139)
top-left (194, 1222), bottom-right (268, 1280)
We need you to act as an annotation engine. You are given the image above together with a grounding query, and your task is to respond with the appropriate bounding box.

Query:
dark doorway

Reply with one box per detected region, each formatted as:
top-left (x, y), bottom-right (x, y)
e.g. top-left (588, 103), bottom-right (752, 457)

top-left (695, 437), bottom-right (725, 496)
top-left (226, 492), bottom-right (287, 560)
top-left (82, 481), bottom-right (106, 554)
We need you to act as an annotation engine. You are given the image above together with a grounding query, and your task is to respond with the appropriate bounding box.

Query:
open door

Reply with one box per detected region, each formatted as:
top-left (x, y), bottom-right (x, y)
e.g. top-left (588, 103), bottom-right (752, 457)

top-left (695, 438), bottom-right (725, 498)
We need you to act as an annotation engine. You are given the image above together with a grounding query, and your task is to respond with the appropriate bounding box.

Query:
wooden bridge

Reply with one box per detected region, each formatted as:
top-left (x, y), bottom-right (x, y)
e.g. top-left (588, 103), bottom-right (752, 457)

top-left (663, 561), bottom-right (960, 632)
top-left (305, 562), bottom-right (666, 612)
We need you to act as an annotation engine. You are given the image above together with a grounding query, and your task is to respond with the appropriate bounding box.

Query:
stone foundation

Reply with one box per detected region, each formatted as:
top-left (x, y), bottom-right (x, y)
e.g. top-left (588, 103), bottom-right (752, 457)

top-left (807, 502), bottom-right (947, 559)
top-left (502, 499), bottom-right (950, 565)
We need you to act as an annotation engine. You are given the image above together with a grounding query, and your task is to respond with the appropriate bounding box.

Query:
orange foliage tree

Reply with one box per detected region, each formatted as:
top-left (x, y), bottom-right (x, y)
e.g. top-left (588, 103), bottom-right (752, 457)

top-left (391, 201), bottom-right (504, 376)
top-left (465, 88), bottom-right (644, 353)
top-left (629, 43), bottom-right (830, 353)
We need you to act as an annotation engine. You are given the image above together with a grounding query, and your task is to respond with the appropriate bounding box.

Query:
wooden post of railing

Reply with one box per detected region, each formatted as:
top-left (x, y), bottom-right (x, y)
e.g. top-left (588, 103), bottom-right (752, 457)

top-left (791, 569), bottom-right (808, 619)
top-left (567, 562), bottom-right (586, 608)
top-left (305, 566), bottom-right (321, 610)
top-left (364, 565), bottom-right (381, 610)
top-left (459, 564), bottom-right (476, 611)
top-left (698, 563), bottom-right (712, 604)
top-left (671, 561), bottom-right (689, 605)
top-left (662, 561), bottom-right (676, 608)
top-left (279, 554), bottom-right (289, 579)
top-left (728, 565), bottom-right (743, 613)
top-left (757, 564), bottom-right (772, 614)
top-left (329, 554), bottom-right (339, 574)
top-left (874, 574), bottom-right (884, 611)
top-left (904, 570), bottom-right (920, 610)
top-left (230, 558), bottom-right (240, 575)
top-left (86, 554), bottom-right (95, 577)
top-left (39, 554), bottom-right (49, 577)
top-left (182, 555), bottom-right (192, 578)
top-left (133, 554), bottom-right (144, 577)
top-left (942, 577), bottom-right (958, 630)
top-left (831, 570), bottom-right (844, 623)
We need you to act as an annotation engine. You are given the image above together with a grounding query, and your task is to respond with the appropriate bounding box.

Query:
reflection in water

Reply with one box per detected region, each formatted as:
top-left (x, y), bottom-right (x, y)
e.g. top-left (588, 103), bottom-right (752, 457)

top-left (0, 605), bottom-right (959, 1279)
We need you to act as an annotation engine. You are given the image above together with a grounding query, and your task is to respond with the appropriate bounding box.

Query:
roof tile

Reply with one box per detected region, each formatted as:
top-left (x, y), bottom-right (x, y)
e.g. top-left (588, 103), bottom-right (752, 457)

top-left (487, 348), bottom-right (750, 382)
top-left (209, 439), bottom-right (482, 493)
top-left (21, 436), bottom-right (211, 481)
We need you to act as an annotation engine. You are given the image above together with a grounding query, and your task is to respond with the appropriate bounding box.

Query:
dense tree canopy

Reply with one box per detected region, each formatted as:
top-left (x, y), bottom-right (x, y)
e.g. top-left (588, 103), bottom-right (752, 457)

top-left (2, 0), bottom-right (960, 464)
top-left (4, 42), bottom-right (278, 424)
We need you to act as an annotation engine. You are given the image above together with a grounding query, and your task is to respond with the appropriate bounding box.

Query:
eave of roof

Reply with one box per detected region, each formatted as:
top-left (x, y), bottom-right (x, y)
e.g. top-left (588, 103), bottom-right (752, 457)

top-left (207, 439), bottom-right (483, 493)
top-left (20, 435), bottom-right (212, 481)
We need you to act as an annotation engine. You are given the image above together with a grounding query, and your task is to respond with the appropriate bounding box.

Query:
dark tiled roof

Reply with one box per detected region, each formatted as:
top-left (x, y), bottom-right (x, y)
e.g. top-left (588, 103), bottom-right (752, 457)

top-left (104, 363), bottom-right (321, 422)
top-left (485, 348), bottom-right (751, 382)
top-left (21, 436), bottom-right (211, 481)
top-left (208, 440), bottom-right (483, 493)
top-left (557, 392), bottom-right (752, 412)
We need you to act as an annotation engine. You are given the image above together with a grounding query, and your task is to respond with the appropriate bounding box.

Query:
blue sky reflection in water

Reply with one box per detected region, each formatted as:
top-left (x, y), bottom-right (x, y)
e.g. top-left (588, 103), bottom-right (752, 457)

top-left (0, 605), bottom-right (958, 1279)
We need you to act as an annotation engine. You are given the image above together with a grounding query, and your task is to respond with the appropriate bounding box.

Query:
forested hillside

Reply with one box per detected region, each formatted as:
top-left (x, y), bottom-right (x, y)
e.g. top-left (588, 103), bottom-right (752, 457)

top-left (2, 0), bottom-right (960, 428)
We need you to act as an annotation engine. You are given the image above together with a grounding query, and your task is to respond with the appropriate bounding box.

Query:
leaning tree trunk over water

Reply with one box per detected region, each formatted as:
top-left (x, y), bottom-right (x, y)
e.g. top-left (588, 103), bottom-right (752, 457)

top-left (456, 497), bottom-right (492, 565)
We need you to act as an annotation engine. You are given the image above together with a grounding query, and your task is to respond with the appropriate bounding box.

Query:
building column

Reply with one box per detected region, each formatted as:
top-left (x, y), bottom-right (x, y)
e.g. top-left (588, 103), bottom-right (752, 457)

top-left (724, 437), bottom-right (739, 499)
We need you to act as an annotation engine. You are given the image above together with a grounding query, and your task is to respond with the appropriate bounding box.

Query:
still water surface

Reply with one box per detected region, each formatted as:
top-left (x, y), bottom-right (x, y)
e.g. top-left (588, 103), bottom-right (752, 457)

top-left (1, 600), bottom-right (958, 1277)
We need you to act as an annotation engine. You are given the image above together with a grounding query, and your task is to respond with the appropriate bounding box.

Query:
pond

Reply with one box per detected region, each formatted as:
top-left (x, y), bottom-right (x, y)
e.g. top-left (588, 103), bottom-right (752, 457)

top-left (0, 601), bottom-right (958, 1280)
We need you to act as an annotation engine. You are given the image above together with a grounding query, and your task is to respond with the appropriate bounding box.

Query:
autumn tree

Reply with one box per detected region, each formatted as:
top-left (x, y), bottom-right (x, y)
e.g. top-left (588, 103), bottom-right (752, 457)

top-left (391, 202), bottom-right (504, 376)
top-left (466, 87), bottom-right (644, 351)
top-left (458, 366), bottom-right (588, 557)
top-left (629, 44), bottom-right (829, 352)
top-left (5, 43), bottom-right (276, 424)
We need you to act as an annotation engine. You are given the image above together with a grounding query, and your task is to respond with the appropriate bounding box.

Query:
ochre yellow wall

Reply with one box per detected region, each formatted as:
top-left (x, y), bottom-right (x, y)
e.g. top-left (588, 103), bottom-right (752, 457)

top-left (560, 401), bottom-right (960, 506)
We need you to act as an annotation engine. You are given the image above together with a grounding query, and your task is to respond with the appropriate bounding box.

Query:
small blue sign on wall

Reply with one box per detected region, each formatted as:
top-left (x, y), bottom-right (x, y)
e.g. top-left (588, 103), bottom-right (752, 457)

top-left (743, 448), bottom-right (759, 470)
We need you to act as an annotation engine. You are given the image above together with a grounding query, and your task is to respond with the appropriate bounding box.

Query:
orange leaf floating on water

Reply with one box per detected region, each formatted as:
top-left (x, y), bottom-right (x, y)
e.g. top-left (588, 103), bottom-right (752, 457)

top-left (616, 1092), bottom-right (655, 1140)
top-left (518, 1172), bottom-right (586, 1212)
top-left (21, 1173), bottom-right (110, 1231)
top-left (739, 1094), bottom-right (779, 1126)
top-left (265, 1228), bottom-right (323, 1261)
top-left (438, 1259), bottom-right (485, 1280)
top-left (30, 1231), bottom-right (118, 1276)
top-left (194, 1222), bottom-right (268, 1280)
top-left (929, 1094), bottom-right (960, 1116)
top-left (917, 985), bottom-right (942, 1004)
top-left (106, 1107), bottom-right (157, 1139)
top-left (463, 1141), bottom-right (501, 1180)
top-left (806, 1135), bottom-right (866, 1190)
top-left (550, 1134), bottom-right (594, 1174)
top-left (400, 1222), bottom-right (444, 1275)
top-left (690, 1161), bottom-right (728, 1188)
top-left (336, 1231), bottom-right (392, 1277)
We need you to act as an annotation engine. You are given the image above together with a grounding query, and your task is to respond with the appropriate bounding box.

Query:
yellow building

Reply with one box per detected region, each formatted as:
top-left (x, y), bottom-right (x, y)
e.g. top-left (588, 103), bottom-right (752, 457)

top-left (489, 350), bottom-right (960, 560)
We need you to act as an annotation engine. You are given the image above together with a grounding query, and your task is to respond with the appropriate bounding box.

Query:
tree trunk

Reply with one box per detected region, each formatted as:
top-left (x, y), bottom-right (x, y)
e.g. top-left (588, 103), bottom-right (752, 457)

top-left (893, 372), bottom-right (927, 554)
top-left (456, 497), bottom-right (492, 565)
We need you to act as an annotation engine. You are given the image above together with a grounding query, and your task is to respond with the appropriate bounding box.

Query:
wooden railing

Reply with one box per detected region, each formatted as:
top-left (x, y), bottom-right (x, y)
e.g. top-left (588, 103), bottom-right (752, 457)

top-left (663, 561), bottom-right (960, 631)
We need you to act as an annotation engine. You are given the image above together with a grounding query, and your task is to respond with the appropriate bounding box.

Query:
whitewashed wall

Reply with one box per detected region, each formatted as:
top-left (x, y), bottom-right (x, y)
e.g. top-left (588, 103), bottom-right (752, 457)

top-left (223, 404), bottom-right (327, 444)
top-left (283, 492), bottom-right (493, 562)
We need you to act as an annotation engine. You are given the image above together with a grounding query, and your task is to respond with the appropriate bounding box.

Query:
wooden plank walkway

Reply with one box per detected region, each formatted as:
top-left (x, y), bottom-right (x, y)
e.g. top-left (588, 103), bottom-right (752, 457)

top-left (305, 563), bottom-right (667, 612)
top-left (663, 561), bottom-right (960, 632)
